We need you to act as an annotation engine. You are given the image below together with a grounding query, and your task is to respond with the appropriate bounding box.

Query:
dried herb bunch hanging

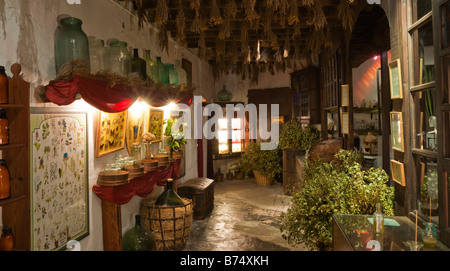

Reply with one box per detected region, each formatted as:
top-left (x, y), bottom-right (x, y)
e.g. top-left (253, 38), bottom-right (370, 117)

top-left (175, 0), bottom-right (186, 45)
top-left (307, 1), bottom-right (327, 30)
top-left (287, 0), bottom-right (299, 26)
top-left (155, 0), bottom-right (169, 26)
top-left (209, 0), bottom-right (223, 26)
top-left (338, 0), bottom-right (354, 31)
top-left (243, 0), bottom-right (260, 28)
top-left (221, 0), bottom-right (238, 39)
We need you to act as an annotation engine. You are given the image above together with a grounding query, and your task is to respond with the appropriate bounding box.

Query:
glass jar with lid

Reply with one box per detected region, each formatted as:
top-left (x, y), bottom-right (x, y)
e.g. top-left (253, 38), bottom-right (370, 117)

top-left (107, 41), bottom-right (131, 77)
top-left (0, 66), bottom-right (8, 104)
top-left (0, 109), bottom-right (8, 145)
top-left (88, 36), bottom-right (107, 74)
top-left (0, 159), bottom-right (10, 200)
top-left (0, 226), bottom-right (14, 251)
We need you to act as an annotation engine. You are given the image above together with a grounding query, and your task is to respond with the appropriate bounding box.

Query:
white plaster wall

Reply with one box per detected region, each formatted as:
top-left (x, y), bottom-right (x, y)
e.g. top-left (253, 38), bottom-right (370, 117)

top-left (0, 0), bottom-right (214, 251)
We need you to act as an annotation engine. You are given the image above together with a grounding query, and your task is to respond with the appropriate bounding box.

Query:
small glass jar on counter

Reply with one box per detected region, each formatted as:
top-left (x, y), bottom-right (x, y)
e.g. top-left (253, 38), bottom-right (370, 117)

top-left (0, 66), bottom-right (9, 104)
top-left (0, 109), bottom-right (8, 145)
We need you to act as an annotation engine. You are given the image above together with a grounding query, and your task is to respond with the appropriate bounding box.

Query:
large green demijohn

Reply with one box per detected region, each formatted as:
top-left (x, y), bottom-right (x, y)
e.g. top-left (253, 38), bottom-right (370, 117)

top-left (122, 215), bottom-right (155, 251)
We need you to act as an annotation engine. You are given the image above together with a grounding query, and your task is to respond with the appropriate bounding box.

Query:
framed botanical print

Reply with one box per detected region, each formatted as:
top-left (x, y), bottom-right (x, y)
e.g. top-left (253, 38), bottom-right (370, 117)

top-left (30, 111), bottom-right (89, 251)
top-left (389, 59), bottom-right (403, 99)
top-left (390, 112), bottom-right (404, 152)
top-left (391, 160), bottom-right (406, 186)
top-left (96, 111), bottom-right (127, 157)
top-left (148, 108), bottom-right (164, 143)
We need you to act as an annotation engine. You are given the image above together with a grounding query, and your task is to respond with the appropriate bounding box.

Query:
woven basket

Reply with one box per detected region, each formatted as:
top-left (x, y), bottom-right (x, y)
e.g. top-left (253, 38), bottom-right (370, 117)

top-left (253, 170), bottom-right (273, 186)
top-left (140, 198), bottom-right (193, 251)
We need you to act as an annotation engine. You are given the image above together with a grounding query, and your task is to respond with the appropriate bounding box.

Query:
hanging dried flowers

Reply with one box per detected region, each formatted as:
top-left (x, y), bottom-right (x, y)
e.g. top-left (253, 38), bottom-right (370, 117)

top-left (338, 0), bottom-right (354, 31)
top-left (155, 0), bottom-right (169, 26)
top-left (221, 0), bottom-right (237, 39)
top-left (176, 0), bottom-right (186, 45)
top-left (292, 21), bottom-right (301, 40)
top-left (307, 1), bottom-right (327, 30)
top-left (243, 0), bottom-right (260, 28)
top-left (189, 0), bottom-right (201, 16)
top-left (190, 10), bottom-right (202, 34)
top-left (209, 0), bottom-right (223, 26)
top-left (287, 0), bottom-right (299, 26)
top-left (159, 23), bottom-right (169, 53)
top-left (277, 0), bottom-right (289, 28)
top-left (302, 0), bottom-right (315, 7)
top-left (307, 28), bottom-right (326, 54)
top-left (198, 30), bottom-right (207, 59)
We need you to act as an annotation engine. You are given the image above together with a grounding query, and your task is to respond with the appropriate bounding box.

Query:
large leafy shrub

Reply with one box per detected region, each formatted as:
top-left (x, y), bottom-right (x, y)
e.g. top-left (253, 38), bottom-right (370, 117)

top-left (279, 119), bottom-right (320, 150)
top-left (280, 149), bottom-right (394, 251)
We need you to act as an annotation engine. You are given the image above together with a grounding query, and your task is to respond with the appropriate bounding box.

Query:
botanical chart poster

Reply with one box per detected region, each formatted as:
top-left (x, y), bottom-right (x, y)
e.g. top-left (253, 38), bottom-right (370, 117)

top-left (30, 113), bottom-right (89, 251)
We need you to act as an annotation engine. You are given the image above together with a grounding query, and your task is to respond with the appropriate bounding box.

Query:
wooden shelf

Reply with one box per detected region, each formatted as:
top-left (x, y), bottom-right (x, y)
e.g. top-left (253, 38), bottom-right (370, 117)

top-left (0, 143), bottom-right (25, 150)
top-left (0, 195), bottom-right (26, 207)
top-left (0, 104), bottom-right (25, 109)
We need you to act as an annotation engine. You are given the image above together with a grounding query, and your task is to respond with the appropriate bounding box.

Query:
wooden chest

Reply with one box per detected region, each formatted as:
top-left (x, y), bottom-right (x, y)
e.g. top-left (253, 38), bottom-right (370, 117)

top-left (178, 178), bottom-right (214, 220)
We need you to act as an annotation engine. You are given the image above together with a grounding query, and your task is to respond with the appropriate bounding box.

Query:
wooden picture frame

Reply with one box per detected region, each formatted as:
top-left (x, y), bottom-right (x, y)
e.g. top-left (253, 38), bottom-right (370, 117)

top-left (389, 59), bottom-right (403, 99)
top-left (96, 111), bottom-right (127, 157)
top-left (390, 112), bottom-right (404, 152)
top-left (148, 108), bottom-right (164, 143)
top-left (341, 111), bottom-right (349, 135)
top-left (30, 111), bottom-right (89, 251)
top-left (341, 84), bottom-right (350, 107)
top-left (391, 160), bottom-right (406, 186)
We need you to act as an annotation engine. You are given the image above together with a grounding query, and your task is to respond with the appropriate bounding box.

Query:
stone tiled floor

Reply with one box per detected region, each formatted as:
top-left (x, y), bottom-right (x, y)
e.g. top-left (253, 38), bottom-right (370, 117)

top-left (183, 178), bottom-right (307, 251)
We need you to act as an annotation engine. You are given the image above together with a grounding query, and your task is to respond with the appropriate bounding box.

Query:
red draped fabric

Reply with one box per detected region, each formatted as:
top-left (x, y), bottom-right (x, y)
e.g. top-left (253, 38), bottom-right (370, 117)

top-left (93, 159), bottom-right (181, 205)
top-left (45, 75), bottom-right (193, 112)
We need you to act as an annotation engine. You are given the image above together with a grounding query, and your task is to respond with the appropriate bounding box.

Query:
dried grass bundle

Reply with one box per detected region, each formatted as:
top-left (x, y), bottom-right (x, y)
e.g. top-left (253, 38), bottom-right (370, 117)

top-left (159, 24), bottom-right (169, 53)
top-left (302, 0), bottom-right (315, 7)
top-left (176, 0), bottom-right (186, 44)
top-left (307, 1), bottom-right (327, 30)
top-left (288, 0), bottom-right (299, 25)
top-left (53, 59), bottom-right (90, 81)
top-left (277, 0), bottom-right (289, 28)
top-left (189, 0), bottom-right (200, 16)
top-left (190, 13), bottom-right (201, 34)
top-left (307, 28), bottom-right (326, 54)
top-left (263, 7), bottom-right (274, 36)
top-left (221, 0), bottom-right (238, 39)
top-left (198, 30), bottom-right (207, 59)
top-left (155, 0), bottom-right (169, 26)
top-left (209, 0), bottom-right (223, 26)
top-left (292, 21), bottom-right (301, 39)
top-left (243, 0), bottom-right (260, 27)
top-left (338, 0), bottom-right (354, 31)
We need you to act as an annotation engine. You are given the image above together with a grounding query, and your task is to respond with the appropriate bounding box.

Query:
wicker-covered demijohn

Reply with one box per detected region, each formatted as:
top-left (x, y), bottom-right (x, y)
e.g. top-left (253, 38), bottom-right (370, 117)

top-left (140, 197), bottom-right (193, 251)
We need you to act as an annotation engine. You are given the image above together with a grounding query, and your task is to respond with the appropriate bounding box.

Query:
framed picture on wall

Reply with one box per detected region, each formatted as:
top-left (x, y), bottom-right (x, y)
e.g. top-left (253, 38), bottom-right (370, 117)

top-left (389, 59), bottom-right (403, 99)
top-left (390, 112), bottom-right (404, 152)
top-left (148, 108), bottom-right (164, 143)
top-left (341, 111), bottom-right (349, 135)
top-left (96, 110), bottom-right (127, 157)
top-left (341, 84), bottom-right (350, 107)
top-left (391, 160), bottom-right (406, 186)
top-left (30, 111), bottom-right (89, 251)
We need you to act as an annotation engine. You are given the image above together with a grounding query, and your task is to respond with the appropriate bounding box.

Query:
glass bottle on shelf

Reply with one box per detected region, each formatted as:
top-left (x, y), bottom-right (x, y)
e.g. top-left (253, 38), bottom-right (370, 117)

top-left (168, 64), bottom-right (179, 86)
top-left (217, 85), bottom-right (232, 101)
top-left (131, 142), bottom-right (142, 164)
top-left (0, 226), bottom-right (14, 251)
top-left (0, 109), bottom-right (8, 146)
top-left (88, 37), bottom-right (107, 74)
top-left (55, 17), bottom-right (90, 74)
top-left (0, 159), bottom-right (10, 200)
top-left (154, 57), bottom-right (169, 84)
top-left (0, 66), bottom-right (8, 104)
top-left (174, 60), bottom-right (187, 89)
top-left (122, 215), bottom-right (155, 251)
top-left (131, 48), bottom-right (147, 80)
top-left (155, 178), bottom-right (185, 206)
top-left (373, 203), bottom-right (384, 234)
top-left (107, 40), bottom-right (131, 77)
top-left (142, 141), bottom-right (152, 160)
top-left (145, 50), bottom-right (156, 81)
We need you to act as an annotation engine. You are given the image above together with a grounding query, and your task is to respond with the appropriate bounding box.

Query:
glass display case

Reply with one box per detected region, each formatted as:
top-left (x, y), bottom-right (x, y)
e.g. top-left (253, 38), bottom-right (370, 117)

top-left (332, 214), bottom-right (449, 251)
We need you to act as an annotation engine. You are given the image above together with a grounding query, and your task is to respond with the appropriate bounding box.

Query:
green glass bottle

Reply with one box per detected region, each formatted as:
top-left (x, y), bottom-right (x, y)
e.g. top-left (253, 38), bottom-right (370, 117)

top-left (145, 50), bottom-right (156, 81)
top-left (217, 85), bottom-right (232, 101)
top-left (168, 64), bottom-right (179, 86)
top-left (155, 57), bottom-right (169, 84)
top-left (174, 60), bottom-right (187, 89)
top-left (122, 215), bottom-right (155, 251)
top-left (55, 17), bottom-right (90, 74)
top-left (131, 48), bottom-right (147, 80)
top-left (155, 178), bottom-right (185, 206)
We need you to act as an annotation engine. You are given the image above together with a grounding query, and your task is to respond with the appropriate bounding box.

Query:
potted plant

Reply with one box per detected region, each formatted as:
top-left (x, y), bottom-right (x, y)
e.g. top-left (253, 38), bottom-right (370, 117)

top-left (164, 117), bottom-right (187, 159)
top-left (280, 149), bottom-right (394, 251)
top-left (230, 157), bottom-right (251, 179)
top-left (279, 119), bottom-right (320, 194)
top-left (235, 141), bottom-right (282, 186)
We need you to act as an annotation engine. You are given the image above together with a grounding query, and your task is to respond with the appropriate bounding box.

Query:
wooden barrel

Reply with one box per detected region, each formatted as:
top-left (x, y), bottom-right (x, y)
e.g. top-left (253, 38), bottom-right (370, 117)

top-left (309, 138), bottom-right (343, 163)
top-left (124, 165), bottom-right (145, 179)
top-left (154, 155), bottom-right (170, 168)
top-left (172, 150), bottom-right (183, 160)
top-left (97, 170), bottom-right (129, 186)
top-left (142, 159), bottom-right (159, 173)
